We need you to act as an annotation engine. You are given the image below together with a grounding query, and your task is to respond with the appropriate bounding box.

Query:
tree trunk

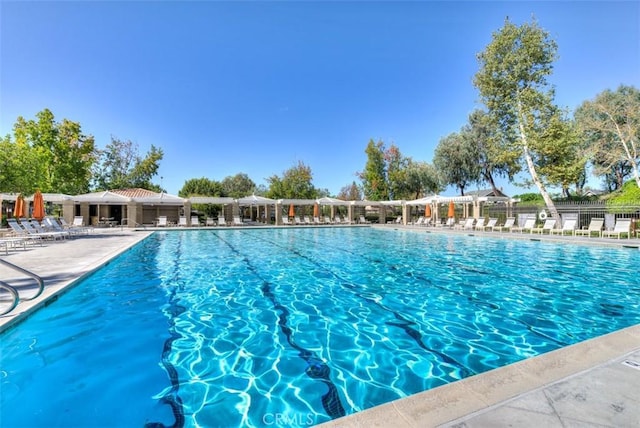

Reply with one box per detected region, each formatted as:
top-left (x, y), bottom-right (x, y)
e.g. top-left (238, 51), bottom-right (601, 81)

top-left (519, 123), bottom-right (559, 220)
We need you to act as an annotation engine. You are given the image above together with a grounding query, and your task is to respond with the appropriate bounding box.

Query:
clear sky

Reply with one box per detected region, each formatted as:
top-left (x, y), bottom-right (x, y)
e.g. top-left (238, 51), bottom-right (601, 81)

top-left (2, 1), bottom-right (639, 197)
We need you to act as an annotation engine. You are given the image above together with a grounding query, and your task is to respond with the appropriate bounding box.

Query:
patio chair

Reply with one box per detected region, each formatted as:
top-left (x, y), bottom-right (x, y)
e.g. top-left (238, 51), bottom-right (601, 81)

top-left (574, 218), bottom-right (604, 238)
top-left (232, 216), bottom-right (245, 226)
top-left (602, 218), bottom-right (632, 239)
top-left (190, 216), bottom-right (200, 227)
top-left (205, 217), bottom-right (215, 226)
top-left (304, 216), bottom-right (312, 225)
top-left (474, 218), bottom-right (486, 230)
top-left (157, 216), bottom-right (168, 227)
top-left (455, 218), bottom-right (475, 230)
top-left (43, 217), bottom-right (77, 237)
top-left (531, 218), bottom-right (557, 234)
top-left (217, 216), bottom-right (227, 226)
top-left (324, 216), bottom-right (333, 224)
top-left (359, 215), bottom-right (370, 224)
top-left (511, 217), bottom-right (536, 233)
top-left (413, 216), bottom-right (424, 226)
top-left (6, 219), bottom-right (43, 246)
top-left (550, 219), bottom-right (577, 236)
top-left (313, 216), bottom-right (323, 225)
top-left (178, 216), bottom-right (188, 227)
top-left (281, 216), bottom-right (292, 225)
top-left (493, 217), bottom-right (515, 232)
top-left (482, 218), bottom-right (498, 231)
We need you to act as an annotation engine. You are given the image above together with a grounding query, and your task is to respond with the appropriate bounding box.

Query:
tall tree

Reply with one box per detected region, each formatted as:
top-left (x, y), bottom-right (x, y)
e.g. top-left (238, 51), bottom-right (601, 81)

top-left (575, 85), bottom-right (640, 188)
top-left (9, 109), bottom-right (97, 194)
top-left (358, 139), bottom-right (389, 201)
top-left (385, 144), bottom-right (410, 200)
top-left (474, 18), bottom-right (561, 218)
top-left (433, 132), bottom-right (480, 195)
top-left (266, 161), bottom-right (317, 199)
top-left (93, 136), bottom-right (163, 191)
top-left (221, 173), bottom-right (256, 198)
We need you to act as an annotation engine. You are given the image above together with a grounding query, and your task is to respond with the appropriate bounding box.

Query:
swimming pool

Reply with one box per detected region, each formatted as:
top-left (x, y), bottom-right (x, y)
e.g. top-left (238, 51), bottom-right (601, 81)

top-left (1, 227), bottom-right (639, 427)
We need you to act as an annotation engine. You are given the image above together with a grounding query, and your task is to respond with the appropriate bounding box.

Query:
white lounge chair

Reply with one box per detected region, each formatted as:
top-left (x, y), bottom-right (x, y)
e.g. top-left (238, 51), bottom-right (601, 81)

top-left (359, 215), bottom-right (370, 224)
top-left (6, 219), bottom-right (43, 246)
top-left (493, 217), bottom-right (515, 232)
top-left (190, 216), bottom-right (200, 227)
top-left (232, 216), bottom-right (245, 226)
top-left (482, 218), bottom-right (498, 231)
top-left (602, 218), bottom-right (632, 239)
top-left (157, 216), bottom-right (168, 227)
top-left (313, 216), bottom-right (323, 225)
top-left (205, 217), bottom-right (215, 226)
top-left (474, 218), bottom-right (486, 230)
top-left (281, 216), bottom-right (292, 225)
top-left (217, 216), bottom-right (227, 226)
top-left (574, 218), bottom-right (604, 238)
top-left (531, 218), bottom-right (557, 234)
top-left (550, 219), bottom-right (577, 236)
top-left (324, 216), bottom-right (333, 224)
top-left (304, 216), bottom-right (312, 225)
top-left (511, 217), bottom-right (536, 233)
top-left (455, 218), bottom-right (475, 230)
top-left (178, 216), bottom-right (188, 227)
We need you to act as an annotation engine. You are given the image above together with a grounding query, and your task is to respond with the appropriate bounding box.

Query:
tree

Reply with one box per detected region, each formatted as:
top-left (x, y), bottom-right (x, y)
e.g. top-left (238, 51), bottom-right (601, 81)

top-left (266, 161), bottom-right (317, 199)
top-left (404, 161), bottom-right (441, 199)
top-left (359, 139), bottom-right (389, 201)
top-left (385, 144), bottom-right (410, 200)
top-left (464, 109), bottom-right (517, 193)
top-left (433, 132), bottom-right (480, 195)
top-left (93, 137), bottom-right (163, 191)
top-left (575, 85), bottom-right (640, 189)
top-left (221, 173), bottom-right (255, 198)
top-left (179, 177), bottom-right (223, 197)
top-left (474, 18), bottom-right (561, 219)
top-left (8, 109), bottom-right (97, 194)
top-left (337, 181), bottom-right (363, 200)
top-left (534, 113), bottom-right (587, 198)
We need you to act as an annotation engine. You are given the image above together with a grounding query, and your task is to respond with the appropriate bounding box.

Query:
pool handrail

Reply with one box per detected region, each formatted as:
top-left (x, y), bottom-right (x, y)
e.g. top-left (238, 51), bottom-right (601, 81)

top-left (0, 258), bottom-right (44, 311)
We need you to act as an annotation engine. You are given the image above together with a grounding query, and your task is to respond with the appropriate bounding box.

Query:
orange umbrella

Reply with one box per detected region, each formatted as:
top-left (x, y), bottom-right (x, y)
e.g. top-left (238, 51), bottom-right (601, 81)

top-left (33, 190), bottom-right (45, 221)
top-left (313, 203), bottom-right (319, 218)
top-left (424, 204), bottom-right (431, 218)
top-left (447, 200), bottom-right (455, 218)
top-left (14, 194), bottom-right (25, 218)
top-left (288, 203), bottom-right (295, 218)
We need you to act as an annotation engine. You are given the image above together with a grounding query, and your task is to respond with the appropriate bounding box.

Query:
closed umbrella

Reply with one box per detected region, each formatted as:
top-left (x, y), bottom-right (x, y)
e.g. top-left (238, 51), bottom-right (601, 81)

top-left (33, 190), bottom-right (45, 221)
top-left (14, 194), bottom-right (25, 218)
top-left (447, 200), bottom-right (455, 218)
top-left (424, 204), bottom-right (431, 218)
top-left (313, 203), bottom-right (319, 218)
top-left (288, 203), bottom-right (295, 218)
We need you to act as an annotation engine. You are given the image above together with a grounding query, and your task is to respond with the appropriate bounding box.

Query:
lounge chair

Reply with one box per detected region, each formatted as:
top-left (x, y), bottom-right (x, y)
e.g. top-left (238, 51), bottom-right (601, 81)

top-left (474, 218), bottom-right (486, 230)
top-left (413, 216), bottom-right (424, 226)
top-left (531, 218), bottom-right (557, 234)
top-left (455, 218), bottom-right (475, 230)
top-left (58, 217), bottom-right (90, 235)
top-left (232, 216), bottom-right (245, 226)
top-left (295, 216), bottom-right (304, 225)
top-left (43, 217), bottom-right (76, 237)
top-left (313, 216), bottom-right (323, 225)
top-left (550, 219), bottom-right (577, 236)
top-left (217, 216), bottom-right (227, 226)
top-left (205, 217), bottom-right (215, 226)
top-left (482, 218), bottom-right (498, 231)
top-left (602, 218), bottom-right (632, 239)
top-left (493, 217), bottom-right (515, 232)
top-left (178, 216), bottom-right (188, 227)
top-left (281, 216), bottom-right (292, 225)
top-left (6, 219), bottom-right (44, 245)
top-left (73, 216), bottom-right (86, 227)
top-left (157, 216), bottom-right (168, 227)
top-left (574, 218), bottom-right (604, 238)
top-left (190, 216), bottom-right (200, 227)
top-left (511, 217), bottom-right (536, 233)
top-left (324, 216), bottom-right (333, 224)
top-left (24, 220), bottom-right (67, 240)
top-left (334, 215), bottom-right (343, 224)
top-left (359, 215), bottom-right (370, 224)
top-left (304, 216), bottom-right (312, 225)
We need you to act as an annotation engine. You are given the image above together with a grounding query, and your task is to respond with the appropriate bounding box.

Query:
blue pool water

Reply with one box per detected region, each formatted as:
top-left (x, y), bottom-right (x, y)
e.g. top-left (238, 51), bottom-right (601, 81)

top-left (2, 227), bottom-right (639, 427)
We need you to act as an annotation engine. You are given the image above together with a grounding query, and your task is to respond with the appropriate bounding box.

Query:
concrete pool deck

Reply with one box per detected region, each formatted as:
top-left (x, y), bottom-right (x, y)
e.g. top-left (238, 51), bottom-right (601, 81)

top-left (0, 226), bottom-right (638, 427)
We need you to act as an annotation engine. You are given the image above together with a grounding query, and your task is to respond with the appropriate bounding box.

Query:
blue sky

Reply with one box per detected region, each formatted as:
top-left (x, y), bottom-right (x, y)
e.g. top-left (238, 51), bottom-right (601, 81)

top-left (2, 1), bottom-right (639, 197)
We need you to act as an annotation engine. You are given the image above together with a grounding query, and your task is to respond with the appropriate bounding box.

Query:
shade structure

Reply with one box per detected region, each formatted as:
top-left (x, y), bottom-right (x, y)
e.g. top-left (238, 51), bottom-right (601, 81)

top-left (288, 203), bottom-right (295, 217)
top-left (447, 200), bottom-right (455, 218)
top-left (33, 190), bottom-right (45, 221)
top-left (313, 203), bottom-right (319, 218)
top-left (424, 204), bottom-right (431, 217)
top-left (14, 194), bottom-right (25, 218)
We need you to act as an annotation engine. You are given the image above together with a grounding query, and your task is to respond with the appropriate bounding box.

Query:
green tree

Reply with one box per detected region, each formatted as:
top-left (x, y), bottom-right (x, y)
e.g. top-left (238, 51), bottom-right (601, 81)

top-left (266, 161), bottom-right (317, 199)
top-left (535, 113), bottom-right (587, 198)
top-left (0, 134), bottom-right (41, 194)
top-left (404, 161), bottom-right (441, 199)
top-left (433, 132), bottom-right (480, 195)
top-left (93, 137), bottom-right (163, 191)
top-left (575, 85), bottom-right (640, 189)
top-left (474, 17), bottom-right (562, 219)
top-left (8, 109), bottom-right (97, 194)
top-left (385, 144), bottom-right (410, 200)
top-left (359, 139), bottom-right (389, 201)
top-left (221, 173), bottom-right (256, 198)
top-left (179, 177), bottom-right (223, 197)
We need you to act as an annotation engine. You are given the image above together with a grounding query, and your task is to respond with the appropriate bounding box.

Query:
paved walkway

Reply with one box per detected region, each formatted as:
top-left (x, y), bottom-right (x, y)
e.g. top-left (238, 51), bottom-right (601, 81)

top-left (1, 226), bottom-right (638, 427)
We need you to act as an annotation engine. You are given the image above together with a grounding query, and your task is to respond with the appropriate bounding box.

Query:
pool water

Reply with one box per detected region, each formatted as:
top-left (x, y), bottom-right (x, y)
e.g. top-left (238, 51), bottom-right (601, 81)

top-left (2, 228), bottom-right (639, 427)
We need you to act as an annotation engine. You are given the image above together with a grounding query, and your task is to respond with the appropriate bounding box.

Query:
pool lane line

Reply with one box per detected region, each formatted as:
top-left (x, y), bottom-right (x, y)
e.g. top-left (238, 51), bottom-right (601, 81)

top-left (210, 231), bottom-right (347, 420)
top-left (298, 229), bottom-right (571, 348)
top-left (237, 229), bottom-right (474, 378)
top-left (146, 234), bottom-right (186, 428)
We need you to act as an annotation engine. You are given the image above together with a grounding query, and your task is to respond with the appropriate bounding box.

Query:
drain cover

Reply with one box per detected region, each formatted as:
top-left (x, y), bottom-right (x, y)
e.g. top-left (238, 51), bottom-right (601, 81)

top-left (622, 360), bottom-right (640, 371)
